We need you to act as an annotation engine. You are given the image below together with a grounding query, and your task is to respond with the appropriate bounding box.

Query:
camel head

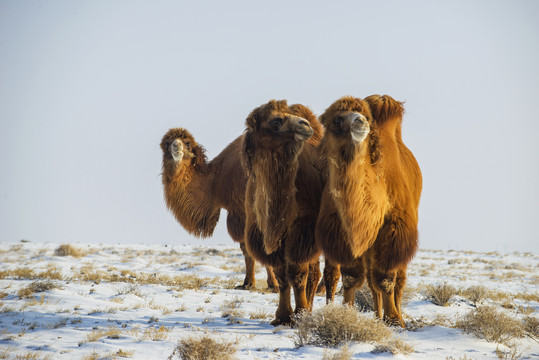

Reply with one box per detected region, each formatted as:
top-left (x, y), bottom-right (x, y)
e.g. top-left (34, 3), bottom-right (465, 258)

top-left (245, 100), bottom-right (314, 146)
top-left (242, 100), bottom-right (315, 173)
top-left (320, 96), bottom-right (380, 164)
top-left (320, 96), bottom-right (372, 145)
top-left (160, 128), bottom-right (207, 169)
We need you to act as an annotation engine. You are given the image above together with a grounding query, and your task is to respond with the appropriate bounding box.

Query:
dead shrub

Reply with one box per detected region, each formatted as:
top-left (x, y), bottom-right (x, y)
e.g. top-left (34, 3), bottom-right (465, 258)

top-left (294, 304), bottom-right (391, 347)
top-left (425, 283), bottom-right (457, 306)
top-left (355, 286), bottom-right (373, 312)
top-left (54, 244), bottom-right (83, 257)
top-left (455, 305), bottom-right (525, 344)
top-left (461, 285), bottom-right (488, 305)
top-left (168, 334), bottom-right (237, 360)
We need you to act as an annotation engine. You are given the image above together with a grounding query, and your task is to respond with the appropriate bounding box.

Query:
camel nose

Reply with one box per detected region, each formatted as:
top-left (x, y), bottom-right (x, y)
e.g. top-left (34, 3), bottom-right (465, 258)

top-left (353, 114), bottom-right (367, 125)
top-left (298, 119), bottom-right (310, 127)
top-left (171, 139), bottom-right (183, 151)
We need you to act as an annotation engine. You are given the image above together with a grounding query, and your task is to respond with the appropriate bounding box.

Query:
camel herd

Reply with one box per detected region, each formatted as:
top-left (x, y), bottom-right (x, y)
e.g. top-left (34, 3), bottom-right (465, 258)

top-left (160, 95), bottom-right (422, 328)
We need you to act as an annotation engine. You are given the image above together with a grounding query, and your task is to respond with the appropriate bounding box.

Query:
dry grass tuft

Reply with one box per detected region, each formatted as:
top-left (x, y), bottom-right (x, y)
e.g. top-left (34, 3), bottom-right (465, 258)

top-left (455, 305), bottom-right (525, 345)
top-left (495, 345), bottom-right (525, 360)
top-left (322, 345), bottom-right (352, 360)
top-left (522, 315), bottom-right (538, 339)
top-left (7, 350), bottom-right (53, 360)
top-left (425, 283), bottom-right (457, 306)
top-left (168, 334), bottom-right (237, 360)
top-left (140, 325), bottom-right (171, 341)
top-left (294, 304), bottom-right (392, 347)
top-left (17, 280), bottom-right (61, 298)
top-left (220, 297), bottom-right (245, 324)
top-left (54, 244), bottom-right (84, 257)
top-left (249, 308), bottom-right (271, 320)
top-left (372, 337), bottom-right (414, 355)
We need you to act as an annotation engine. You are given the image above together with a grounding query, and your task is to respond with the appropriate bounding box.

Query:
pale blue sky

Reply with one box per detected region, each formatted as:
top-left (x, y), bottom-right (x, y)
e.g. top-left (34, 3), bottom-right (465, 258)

top-left (1, 0), bottom-right (538, 252)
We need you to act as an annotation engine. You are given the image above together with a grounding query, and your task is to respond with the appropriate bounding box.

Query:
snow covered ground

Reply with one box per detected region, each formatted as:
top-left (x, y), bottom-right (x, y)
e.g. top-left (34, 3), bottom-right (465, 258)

top-left (0, 241), bottom-right (537, 359)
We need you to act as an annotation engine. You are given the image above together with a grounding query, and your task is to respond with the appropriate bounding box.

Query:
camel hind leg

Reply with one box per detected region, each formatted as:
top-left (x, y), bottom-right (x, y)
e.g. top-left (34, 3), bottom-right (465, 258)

top-left (371, 267), bottom-right (405, 327)
top-left (341, 256), bottom-right (366, 307)
top-left (305, 260), bottom-right (321, 311)
top-left (266, 266), bottom-right (278, 292)
top-left (287, 262), bottom-right (310, 316)
top-left (323, 261), bottom-right (340, 304)
top-left (236, 242), bottom-right (256, 290)
top-left (394, 267), bottom-right (407, 318)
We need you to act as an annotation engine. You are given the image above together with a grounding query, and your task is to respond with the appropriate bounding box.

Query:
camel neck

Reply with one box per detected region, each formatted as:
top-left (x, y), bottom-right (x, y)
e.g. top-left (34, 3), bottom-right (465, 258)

top-left (250, 143), bottom-right (302, 253)
top-left (162, 158), bottom-right (220, 238)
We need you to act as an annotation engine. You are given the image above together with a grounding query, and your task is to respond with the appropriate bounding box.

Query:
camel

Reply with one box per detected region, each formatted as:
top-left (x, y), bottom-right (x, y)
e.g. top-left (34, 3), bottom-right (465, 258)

top-left (315, 95), bottom-right (422, 327)
top-left (160, 128), bottom-right (277, 290)
top-left (242, 100), bottom-right (324, 326)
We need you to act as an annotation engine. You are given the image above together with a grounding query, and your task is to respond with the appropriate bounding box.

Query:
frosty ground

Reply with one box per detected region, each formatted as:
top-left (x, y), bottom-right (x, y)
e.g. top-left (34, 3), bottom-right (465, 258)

top-left (0, 241), bottom-right (537, 359)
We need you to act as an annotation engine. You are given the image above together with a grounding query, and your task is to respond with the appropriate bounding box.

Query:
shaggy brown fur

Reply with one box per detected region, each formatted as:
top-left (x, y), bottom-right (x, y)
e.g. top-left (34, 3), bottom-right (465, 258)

top-left (242, 100), bottom-right (324, 326)
top-left (160, 128), bottom-right (277, 290)
top-left (315, 95), bottom-right (422, 327)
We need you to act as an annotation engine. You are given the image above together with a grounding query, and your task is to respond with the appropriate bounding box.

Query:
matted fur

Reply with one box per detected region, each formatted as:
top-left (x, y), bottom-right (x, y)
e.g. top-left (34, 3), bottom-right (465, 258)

top-left (160, 128), bottom-right (276, 290)
top-left (242, 100), bottom-right (324, 325)
top-left (316, 95), bottom-right (422, 326)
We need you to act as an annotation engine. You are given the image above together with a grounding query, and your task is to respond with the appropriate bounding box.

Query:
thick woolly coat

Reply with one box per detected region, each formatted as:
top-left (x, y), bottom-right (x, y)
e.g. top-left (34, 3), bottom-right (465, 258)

top-left (316, 95), bottom-right (422, 272)
top-left (242, 100), bottom-right (324, 267)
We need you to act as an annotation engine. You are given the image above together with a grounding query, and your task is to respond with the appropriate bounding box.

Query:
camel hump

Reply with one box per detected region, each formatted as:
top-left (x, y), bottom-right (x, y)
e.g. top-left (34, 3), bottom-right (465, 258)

top-left (364, 95), bottom-right (405, 124)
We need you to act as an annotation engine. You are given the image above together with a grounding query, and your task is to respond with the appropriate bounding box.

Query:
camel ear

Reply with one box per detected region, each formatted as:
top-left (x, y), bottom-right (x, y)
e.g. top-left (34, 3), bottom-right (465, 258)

top-left (245, 109), bottom-right (258, 132)
top-left (241, 131), bottom-right (255, 175)
top-left (191, 144), bottom-right (207, 169)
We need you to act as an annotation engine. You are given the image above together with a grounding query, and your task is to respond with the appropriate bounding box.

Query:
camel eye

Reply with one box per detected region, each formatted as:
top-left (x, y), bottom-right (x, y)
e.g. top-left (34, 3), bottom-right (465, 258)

top-left (269, 118), bottom-right (282, 128)
top-left (333, 117), bottom-right (343, 127)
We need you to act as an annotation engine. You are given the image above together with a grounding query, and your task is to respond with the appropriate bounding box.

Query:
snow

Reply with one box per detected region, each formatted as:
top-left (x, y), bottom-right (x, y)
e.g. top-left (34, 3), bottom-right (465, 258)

top-left (0, 241), bottom-right (537, 359)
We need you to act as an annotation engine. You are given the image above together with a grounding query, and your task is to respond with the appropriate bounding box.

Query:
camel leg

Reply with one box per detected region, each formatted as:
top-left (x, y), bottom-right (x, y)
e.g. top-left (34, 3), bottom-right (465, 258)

top-left (323, 260), bottom-right (341, 304)
top-left (316, 278), bottom-right (325, 295)
top-left (266, 266), bottom-right (278, 292)
top-left (394, 267), bottom-right (407, 319)
top-left (305, 260), bottom-right (321, 311)
top-left (341, 256), bottom-right (366, 307)
top-left (371, 267), bottom-right (405, 327)
top-left (287, 262), bottom-right (310, 317)
top-left (270, 264), bottom-right (293, 326)
top-left (367, 261), bottom-right (383, 319)
top-left (236, 242), bottom-right (255, 290)
top-left (316, 258), bottom-right (327, 295)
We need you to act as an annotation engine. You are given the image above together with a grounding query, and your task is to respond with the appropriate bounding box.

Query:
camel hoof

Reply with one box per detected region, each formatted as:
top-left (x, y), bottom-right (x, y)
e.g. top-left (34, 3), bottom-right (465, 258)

top-left (385, 317), bottom-right (406, 328)
top-left (235, 283), bottom-right (255, 291)
top-left (270, 316), bottom-right (292, 327)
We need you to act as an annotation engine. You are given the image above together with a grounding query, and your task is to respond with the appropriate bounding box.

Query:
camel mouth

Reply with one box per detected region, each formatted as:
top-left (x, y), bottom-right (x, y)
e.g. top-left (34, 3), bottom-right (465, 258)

top-left (294, 132), bottom-right (312, 142)
top-left (293, 118), bottom-right (314, 142)
top-left (350, 114), bottom-right (369, 143)
top-left (169, 140), bottom-right (185, 161)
